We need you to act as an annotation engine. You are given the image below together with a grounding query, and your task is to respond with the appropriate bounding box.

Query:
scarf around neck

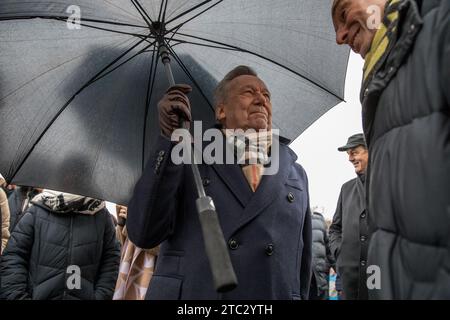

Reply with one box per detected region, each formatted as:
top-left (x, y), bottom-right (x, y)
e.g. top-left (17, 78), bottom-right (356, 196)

top-left (33, 190), bottom-right (105, 215)
top-left (222, 129), bottom-right (273, 192)
top-left (363, 0), bottom-right (401, 85)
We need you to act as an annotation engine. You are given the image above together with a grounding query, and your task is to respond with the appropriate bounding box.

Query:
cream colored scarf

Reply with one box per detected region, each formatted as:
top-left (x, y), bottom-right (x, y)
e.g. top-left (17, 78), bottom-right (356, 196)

top-left (223, 129), bottom-right (272, 192)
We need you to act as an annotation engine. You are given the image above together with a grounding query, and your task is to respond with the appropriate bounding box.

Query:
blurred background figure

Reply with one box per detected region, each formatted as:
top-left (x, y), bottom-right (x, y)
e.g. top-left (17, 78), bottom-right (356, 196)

top-left (7, 186), bottom-right (42, 232)
top-left (113, 205), bottom-right (159, 300)
top-left (0, 175), bottom-right (11, 253)
top-left (115, 205), bottom-right (128, 245)
top-left (0, 190), bottom-right (120, 300)
top-left (328, 268), bottom-right (338, 300)
top-left (309, 211), bottom-right (336, 300)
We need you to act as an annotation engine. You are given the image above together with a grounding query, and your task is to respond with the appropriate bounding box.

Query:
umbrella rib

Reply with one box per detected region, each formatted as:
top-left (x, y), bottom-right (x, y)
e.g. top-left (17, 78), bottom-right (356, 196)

top-left (174, 32), bottom-right (343, 101)
top-left (88, 40), bottom-right (158, 87)
top-left (167, 44), bottom-right (215, 113)
top-left (165, 0), bottom-right (218, 25)
top-left (0, 15), bottom-right (148, 29)
top-left (130, 0), bottom-right (153, 28)
top-left (66, 19), bottom-right (150, 39)
top-left (47, 16), bottom-right (154, 44)
top-left (166, 24), bottom-right (183, 44)
top-left (8, 15), bottom-right (151, 39)
top-left (101, 0), bottom-right (143, 21)
top-left (167, 37), bottom-right (241, 51)
top-left (142, 46), bottom-right (160, 171)
top-left (158, 0), bottom-right (166, 23)
top-left (0, 36), bottom-right (135, 103)
top-left (164, 0), bottom-right (223, 43)
top-left (161, 0), bottom-right (170, 25)
top-left (9, 38), bottom-right (149, 183)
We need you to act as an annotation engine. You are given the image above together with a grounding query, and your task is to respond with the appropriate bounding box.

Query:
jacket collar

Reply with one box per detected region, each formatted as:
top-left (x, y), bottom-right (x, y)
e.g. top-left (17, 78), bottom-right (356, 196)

top-left (361, 0), bottom-right (423, 145)
top-left (200, 126), bottom-right (299, 236)
top-left (225, 143), bottom-right (297, 237)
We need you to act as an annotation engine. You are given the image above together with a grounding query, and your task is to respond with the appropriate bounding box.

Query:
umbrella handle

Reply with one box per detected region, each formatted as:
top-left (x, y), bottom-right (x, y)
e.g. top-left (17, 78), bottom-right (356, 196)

top-left (196, 196), bottom-right (238, 292)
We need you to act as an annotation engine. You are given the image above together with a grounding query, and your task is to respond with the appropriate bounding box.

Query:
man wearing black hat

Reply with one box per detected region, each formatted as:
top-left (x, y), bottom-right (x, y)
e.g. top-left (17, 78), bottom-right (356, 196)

top-left (329, 133), bottom-right (369, 300)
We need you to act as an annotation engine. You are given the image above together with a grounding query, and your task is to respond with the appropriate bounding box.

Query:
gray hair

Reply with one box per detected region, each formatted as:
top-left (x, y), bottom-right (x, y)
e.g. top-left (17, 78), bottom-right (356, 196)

top-left (213, 65), bottom-right (258, 108)
top-left (331, 0), bottom-right (344, 19)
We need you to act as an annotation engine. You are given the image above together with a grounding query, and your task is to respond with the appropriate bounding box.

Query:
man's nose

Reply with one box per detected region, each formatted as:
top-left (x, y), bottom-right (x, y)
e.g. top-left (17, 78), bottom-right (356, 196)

top-left (335, 26), bottom-right (348, 45)
top-left (254, 91), bottom-right (267, 105)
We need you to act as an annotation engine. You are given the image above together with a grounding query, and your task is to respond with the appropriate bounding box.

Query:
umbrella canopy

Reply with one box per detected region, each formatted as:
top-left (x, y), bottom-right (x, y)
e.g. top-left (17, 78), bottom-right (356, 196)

top-left (0, 0), bottom-right (349, 205)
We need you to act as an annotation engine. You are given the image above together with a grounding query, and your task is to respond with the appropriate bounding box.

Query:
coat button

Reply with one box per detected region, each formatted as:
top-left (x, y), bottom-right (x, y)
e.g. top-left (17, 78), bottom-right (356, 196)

top-left (228, 238), bottom-right (238, 250)
top-left (287, 192), bottom-right (295, 203)
top-left (360, 212), bottom-right (366, 219)
top-left (361, 260), bottom-right (366, 267)
top-left (265, 244), bottom-right (274, 256)
top-left (360, 235), bottom-right (367, 242)
top-left (202, 178), bottom-right (210, 187)
top-left (157, 156), bottom-right (164, 162)
top-left (159, 151), bottom-right (165, 156)
top-left (364, 88), bottom-right (369, 97)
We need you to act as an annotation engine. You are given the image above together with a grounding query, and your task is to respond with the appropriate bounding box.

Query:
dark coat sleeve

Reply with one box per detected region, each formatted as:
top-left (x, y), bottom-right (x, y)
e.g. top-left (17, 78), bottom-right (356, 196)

top-left (0, 211), bottom-right (35, 300)
top-left (94, 212), bottom-right (121, 300)
top-left (329, 188), bottom-right (343, 260)
top-left (300, 205), bottom-right (312, 300)
top-left (127, 135), bottom-right (184, 249)
top-left (324, 227), bottom-right (336, 271)
top-left (299, 167), bottom-right (312, 300)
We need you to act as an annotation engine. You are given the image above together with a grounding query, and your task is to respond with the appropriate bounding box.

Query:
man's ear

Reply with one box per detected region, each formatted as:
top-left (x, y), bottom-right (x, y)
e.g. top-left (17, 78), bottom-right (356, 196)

top-left (215, 103), bottom-right (226, 122)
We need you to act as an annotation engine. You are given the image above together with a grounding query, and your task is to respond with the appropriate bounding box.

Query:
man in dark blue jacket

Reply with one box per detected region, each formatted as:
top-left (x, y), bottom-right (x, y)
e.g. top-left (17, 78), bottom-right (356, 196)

top-left (127, 66), bottom-right (312, 300)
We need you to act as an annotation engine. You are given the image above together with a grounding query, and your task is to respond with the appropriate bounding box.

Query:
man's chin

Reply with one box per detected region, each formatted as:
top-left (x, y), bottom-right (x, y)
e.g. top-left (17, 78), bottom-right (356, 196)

top-left (253, 125), bottom-right (270, 132)
top-left (247, 121), bottom-right (270, 131)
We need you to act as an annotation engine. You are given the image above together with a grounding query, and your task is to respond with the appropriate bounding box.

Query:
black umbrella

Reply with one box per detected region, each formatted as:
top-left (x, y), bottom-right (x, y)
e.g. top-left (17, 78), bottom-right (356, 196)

top-left (0, 0), bottom-right (349, 293)
top-left (0, 0), bottom-right (349, 205)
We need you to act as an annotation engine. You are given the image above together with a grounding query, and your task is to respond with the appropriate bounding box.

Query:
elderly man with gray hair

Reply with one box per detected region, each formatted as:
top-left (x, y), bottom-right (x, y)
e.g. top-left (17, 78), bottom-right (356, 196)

top-left (126, 65), bottom-right (313, 300)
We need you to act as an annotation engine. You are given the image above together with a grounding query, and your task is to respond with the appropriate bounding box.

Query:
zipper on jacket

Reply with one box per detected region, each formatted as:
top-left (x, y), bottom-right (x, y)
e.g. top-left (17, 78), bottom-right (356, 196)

top-left (62, 215), bottom-right (74, 299)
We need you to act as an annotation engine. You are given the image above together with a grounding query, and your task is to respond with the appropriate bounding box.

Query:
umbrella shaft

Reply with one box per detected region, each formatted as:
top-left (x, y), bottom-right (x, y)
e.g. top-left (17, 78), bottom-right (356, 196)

top-left (190, 149), bottom-right (206, 198)
top-left (160, 45), bottom-right (205, 198)
top-left (164, 61), bottom-right (176, 87)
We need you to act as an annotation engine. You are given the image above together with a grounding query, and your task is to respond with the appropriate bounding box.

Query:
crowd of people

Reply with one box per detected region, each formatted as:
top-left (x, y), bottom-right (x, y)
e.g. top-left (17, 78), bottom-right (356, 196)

top-left (0, 0), bottom-right (448, 300)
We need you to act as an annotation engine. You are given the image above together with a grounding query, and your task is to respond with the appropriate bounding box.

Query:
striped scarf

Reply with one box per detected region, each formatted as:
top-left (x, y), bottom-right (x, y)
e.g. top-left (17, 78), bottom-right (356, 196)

top-left (363, 0), bottom-right (401, 84)
top-left (113, 238), bottom-right (159, 300)
top-left (34, 189), bottom-right (105, 215)
top-left (223, 129), bottom-right (272, 192)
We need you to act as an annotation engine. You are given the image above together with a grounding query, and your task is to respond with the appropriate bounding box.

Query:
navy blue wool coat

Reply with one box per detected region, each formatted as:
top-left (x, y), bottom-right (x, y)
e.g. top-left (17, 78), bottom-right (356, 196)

top-left (127, 135), bottom-right (312, 300)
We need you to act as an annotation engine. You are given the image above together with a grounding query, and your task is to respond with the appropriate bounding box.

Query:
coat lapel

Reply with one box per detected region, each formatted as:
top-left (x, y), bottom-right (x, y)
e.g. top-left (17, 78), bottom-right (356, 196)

top-left (355, 176), bottom-right (367, 214)
top-left (226, 143), bottom-right (295, 237)
top-left (211, 162), bottom-right (253, 207)
top-left (203, 134), bottom-right (253, 207)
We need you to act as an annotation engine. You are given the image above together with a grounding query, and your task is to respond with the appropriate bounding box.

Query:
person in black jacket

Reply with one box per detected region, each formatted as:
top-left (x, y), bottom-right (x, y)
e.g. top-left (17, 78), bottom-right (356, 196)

top-left (7, 186), bottom-right (42, 232)
top-left (332, 0), bottom-right (449, 299)
top-left (309, 211), bottom-right (335, 300)
top-left (0, 190), bottom-right (120, 300)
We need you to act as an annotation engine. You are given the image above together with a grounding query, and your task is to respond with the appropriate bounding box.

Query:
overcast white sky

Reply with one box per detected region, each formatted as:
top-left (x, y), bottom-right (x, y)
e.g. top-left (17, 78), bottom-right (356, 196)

top-left (290, 52), bottom-right (364, 221)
